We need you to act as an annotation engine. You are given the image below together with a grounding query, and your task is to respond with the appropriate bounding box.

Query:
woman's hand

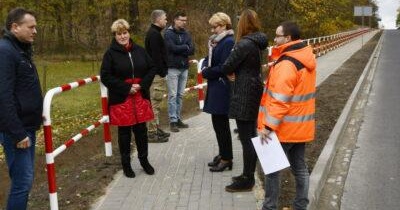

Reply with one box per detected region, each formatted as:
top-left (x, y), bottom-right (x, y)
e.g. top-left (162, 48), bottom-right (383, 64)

top-left (129, 84), bottom-right (141, 94)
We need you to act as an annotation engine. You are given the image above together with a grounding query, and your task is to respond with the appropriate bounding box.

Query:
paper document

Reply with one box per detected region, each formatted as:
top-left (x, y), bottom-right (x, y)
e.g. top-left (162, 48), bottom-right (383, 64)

top-left (251, 132), bottom-right (290, 174)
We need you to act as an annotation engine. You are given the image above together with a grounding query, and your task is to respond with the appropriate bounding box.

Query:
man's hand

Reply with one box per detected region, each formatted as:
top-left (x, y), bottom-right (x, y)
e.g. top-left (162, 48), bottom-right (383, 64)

top-left (259, 128), bottom-right (272, 145)
top-left (16, 137), bottom-right (31, 149)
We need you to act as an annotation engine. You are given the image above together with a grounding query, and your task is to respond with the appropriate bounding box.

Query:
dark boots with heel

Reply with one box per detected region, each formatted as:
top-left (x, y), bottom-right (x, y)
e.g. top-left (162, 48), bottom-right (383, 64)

top-left (225, 175), bottom-right (255, 192)
top-left (139, 158), bottom-right (155, 175)
top-left (121, 156), bottom-right (135, 178)
top-left (118, 128), bottom-right (135, 178)
top-left (210, 160), bottom-right (232, 172)
top-left (208, 155), bottom-right (221, 167)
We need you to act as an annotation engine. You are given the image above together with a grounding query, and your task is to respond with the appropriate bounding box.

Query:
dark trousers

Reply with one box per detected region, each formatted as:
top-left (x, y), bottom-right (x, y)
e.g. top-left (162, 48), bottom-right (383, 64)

top-left (262, 143), bottom-right (309, 210)
top-left (117, 123), bottom-right (149, 165)
top-left (211, 114), bottom-right (233, 160)
top-left (236, 119), bottom-right (258, 177)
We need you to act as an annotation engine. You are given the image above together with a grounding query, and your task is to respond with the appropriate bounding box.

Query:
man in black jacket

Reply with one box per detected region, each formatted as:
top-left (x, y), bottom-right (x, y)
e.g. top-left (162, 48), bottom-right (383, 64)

top-left (0, 8), bottom-right (42, 210)
top-left (145, 9), bottom-right (170, 143)
top-left (164, 11), bottom-right (195, 132)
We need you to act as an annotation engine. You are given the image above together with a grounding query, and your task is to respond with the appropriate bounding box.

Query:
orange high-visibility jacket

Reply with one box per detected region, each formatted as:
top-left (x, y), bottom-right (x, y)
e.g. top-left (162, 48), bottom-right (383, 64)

top-left (257, 40), bottom-right (316, 142)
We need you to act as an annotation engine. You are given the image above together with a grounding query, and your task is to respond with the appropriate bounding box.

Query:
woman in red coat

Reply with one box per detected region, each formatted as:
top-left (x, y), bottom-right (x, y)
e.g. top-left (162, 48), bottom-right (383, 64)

top-left (100, 19), bottom-right (157, 178)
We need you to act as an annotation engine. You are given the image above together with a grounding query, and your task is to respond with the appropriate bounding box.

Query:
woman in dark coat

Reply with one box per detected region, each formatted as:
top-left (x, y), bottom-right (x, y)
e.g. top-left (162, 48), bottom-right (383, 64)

top-left (222, 9), bottom-right (268, 192)
top-left (100, 19), bottom-right (157, 178)
top-left (202, 12), bottom-right (235, 172)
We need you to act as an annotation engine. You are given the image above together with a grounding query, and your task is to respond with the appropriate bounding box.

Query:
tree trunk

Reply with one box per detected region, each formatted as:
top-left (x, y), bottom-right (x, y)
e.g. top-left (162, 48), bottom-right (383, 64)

top-left (65, 0), bottom-right (73, 40)
top-left (244, 0), bottom-right (257, 8)
top-left (129, 0), bottom-right (140, 32)
top-left (111, 3), bottom-right (118, 22)
top-left (87, 0), bottom-right (97, 52)
top-left (54, 4), bottom-right (65, 51)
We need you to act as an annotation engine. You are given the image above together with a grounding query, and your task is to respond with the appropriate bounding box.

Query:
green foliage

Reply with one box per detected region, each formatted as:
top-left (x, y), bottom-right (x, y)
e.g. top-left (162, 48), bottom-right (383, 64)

top-left (0, 0), bottom-right (380, 57)
top-left (397, 8), bottom-right (400, 27)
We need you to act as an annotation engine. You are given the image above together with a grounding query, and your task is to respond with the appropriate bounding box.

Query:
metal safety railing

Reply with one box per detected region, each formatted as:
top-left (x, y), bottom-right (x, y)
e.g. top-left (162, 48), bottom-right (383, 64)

top-left (42, 76), bottom-right (111, 210)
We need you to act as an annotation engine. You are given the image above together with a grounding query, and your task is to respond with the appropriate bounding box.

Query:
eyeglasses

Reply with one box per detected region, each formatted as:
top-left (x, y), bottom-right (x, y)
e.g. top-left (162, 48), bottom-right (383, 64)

top-left (275, 34), bottom-right (287, 38)
top-left (211, 25), bottom-right (220, 30)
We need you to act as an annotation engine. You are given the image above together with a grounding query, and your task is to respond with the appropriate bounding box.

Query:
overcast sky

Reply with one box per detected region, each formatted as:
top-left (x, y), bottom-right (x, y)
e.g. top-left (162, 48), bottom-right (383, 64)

top-left (375, 0), bottom-right (399, 29)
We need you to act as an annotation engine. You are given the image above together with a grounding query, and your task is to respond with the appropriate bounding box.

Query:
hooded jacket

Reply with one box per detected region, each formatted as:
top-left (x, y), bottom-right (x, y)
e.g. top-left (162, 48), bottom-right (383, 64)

top-left (0, 30), bottom-right (43, 143)
top-left (164, 26), bottom-right (195, 69)
top-left (222, 32), bottom-right (268, 121)
top-left (100, 39), bottom-right (157, 105)
top-left (257, 40), bottom-right (316, 142)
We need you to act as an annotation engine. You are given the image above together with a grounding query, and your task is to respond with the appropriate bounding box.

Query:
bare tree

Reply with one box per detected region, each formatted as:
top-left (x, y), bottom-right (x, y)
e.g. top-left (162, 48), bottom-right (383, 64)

top-left (129, 0), bottom-right (140, 32)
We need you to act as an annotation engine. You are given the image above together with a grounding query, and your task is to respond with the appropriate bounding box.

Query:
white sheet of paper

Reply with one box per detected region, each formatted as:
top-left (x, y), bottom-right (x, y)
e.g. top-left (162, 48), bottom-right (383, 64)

top-left (251, 132), bottom-right (290, 174)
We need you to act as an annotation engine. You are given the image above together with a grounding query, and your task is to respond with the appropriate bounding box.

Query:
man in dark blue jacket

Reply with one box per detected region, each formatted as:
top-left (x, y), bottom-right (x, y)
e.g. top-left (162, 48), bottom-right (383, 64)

top-left (164, 11), bottom-right (195, 132)
top-left (0, 8), bottom-right (42, 210)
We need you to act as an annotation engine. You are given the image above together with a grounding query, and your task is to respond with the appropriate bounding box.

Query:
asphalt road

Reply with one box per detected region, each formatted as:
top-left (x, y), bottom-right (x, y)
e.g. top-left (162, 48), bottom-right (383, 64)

top-left (340, 30), bottom-right (400, 209)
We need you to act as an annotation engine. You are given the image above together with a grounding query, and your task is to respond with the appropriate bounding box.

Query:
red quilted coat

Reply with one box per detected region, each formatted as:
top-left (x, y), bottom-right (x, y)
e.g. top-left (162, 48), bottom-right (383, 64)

top-left (109, 78), bottom-right (154, 126)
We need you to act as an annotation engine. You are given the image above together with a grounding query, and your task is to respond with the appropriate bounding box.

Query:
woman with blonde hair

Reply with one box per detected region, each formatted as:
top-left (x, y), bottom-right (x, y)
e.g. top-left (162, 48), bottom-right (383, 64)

top-left (201, 12), bottom-right (235, 172)
top-left (222, 9), bottom-right (268, 192)
top-left (100, 19), bottom-right (157, 178)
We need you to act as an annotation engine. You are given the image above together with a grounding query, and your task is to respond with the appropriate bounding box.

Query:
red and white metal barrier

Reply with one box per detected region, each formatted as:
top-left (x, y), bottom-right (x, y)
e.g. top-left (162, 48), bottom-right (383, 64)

top-left (163, 59), bottom-right (207, 110)
top-left (304, 28), bottom-right (371, 57)
top-left (42, 75), bottom-right (111, 210)
top-left (189, 59), bottom-right (206, 109)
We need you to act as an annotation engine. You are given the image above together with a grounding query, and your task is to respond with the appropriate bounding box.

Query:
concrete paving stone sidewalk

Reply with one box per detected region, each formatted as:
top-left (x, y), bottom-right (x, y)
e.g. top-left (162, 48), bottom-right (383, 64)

top-left (93, 115), bottom-right (255, 210)
top-left (92, 30), bottom-right (378, 210)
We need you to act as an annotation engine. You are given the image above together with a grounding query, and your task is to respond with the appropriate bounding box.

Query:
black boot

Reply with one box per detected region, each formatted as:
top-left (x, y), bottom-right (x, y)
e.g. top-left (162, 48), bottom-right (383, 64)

top-left (157, 127), bottom-right (170, 138)
top-left (118, 127), bottom-right (135, 178)
top-left (225, 175), bottom-right (255, 192)
top-left (232, 174), bottom-right (245, 182)
top-left (210, 160), bottom-right (232, 172)
top-left (170, 122), bottom-right (179, 132)
top-left (207, 155), bottom-right (221, 167)
top-left (148, 132), bottom-right (169, 143)
top-left (177, 119), bottom-right (189, 128)
top-left (121, 156), bottom-right (135, 178)
top-left (139, 158), bottom-right (155, 175)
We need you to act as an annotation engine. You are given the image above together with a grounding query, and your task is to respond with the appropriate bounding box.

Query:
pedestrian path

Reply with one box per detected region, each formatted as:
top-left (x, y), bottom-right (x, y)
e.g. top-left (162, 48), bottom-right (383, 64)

top-left (91, 30), bottom-right (378, 210)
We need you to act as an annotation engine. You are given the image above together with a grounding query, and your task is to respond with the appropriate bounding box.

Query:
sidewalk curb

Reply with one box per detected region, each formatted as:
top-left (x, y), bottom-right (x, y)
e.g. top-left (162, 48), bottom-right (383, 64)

top-left (307, 31), bottom-right (384, 210)
top-left (91, 171), bottom-right (123, 209)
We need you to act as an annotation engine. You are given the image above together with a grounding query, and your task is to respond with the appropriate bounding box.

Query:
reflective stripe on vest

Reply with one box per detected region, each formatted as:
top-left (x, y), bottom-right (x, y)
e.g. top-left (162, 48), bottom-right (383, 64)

top-left (284, 114), bottom-right (315, 122)
top-left (267, 89), bottom-right (316, 103)
top-left (259, 106), bottom-right (315, 126)
top-left (259, 106), bottom-right (281, 126)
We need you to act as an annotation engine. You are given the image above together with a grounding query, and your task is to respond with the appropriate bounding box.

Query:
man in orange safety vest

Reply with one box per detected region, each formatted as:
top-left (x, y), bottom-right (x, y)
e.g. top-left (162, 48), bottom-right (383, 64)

top-left (258, 21), bottom-right (316, 210)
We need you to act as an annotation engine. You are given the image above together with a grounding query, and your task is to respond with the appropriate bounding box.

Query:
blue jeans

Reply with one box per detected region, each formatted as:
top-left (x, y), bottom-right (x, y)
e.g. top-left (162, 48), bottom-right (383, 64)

top-left (1, 130), bottom-right (36, 210)
top-left (262, 143), bottom-right (309, 210)
top-left (167, 68), bottom-right (188, 123)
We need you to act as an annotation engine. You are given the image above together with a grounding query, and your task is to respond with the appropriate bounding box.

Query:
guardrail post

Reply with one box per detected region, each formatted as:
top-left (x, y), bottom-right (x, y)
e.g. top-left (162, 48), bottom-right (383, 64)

top-left (100, 82), bottom-right (112, 156)
top-left (42, 76), bottom-right (112, 210)
top-left (43, 88), bottom-right (61, 210)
